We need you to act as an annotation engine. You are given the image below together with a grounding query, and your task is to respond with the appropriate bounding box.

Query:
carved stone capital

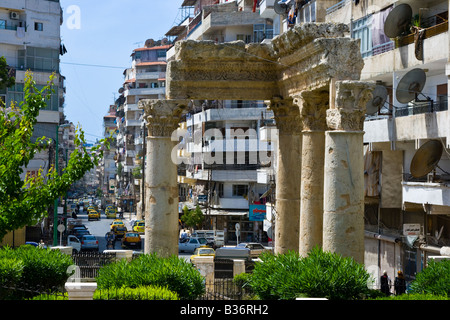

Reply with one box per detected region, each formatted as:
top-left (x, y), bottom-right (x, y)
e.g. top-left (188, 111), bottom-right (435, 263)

top-left (326, 81), bottom-right (375, 131)
top-left (266, 97), bottom-right (302, 135)
top-left (294, 90), bottom-right (329, 131)
top-left (139, 99), bottom-right (188, 137)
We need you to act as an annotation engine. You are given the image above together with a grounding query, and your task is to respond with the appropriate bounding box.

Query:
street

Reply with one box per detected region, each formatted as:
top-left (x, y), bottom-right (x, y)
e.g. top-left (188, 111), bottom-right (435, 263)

top-left (75, 209), bottom-right (191, 261)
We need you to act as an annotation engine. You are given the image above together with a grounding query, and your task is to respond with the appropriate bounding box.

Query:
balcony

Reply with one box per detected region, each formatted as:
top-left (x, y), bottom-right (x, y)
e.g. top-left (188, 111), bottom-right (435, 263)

top-left (135, 71), bottom-right (166, 81)
top-left (213, 197), bottom-right (249, 210)
top-left (259, 0), bottom-right (276, 19)
top-left (402, 180), bottom-right (450, 213)
top-left (125, 119), bottom-right (142, 127)
top-left (124, 103), bottom-right (139, 112)
top-left (125, 87), bottom-right (165, 96)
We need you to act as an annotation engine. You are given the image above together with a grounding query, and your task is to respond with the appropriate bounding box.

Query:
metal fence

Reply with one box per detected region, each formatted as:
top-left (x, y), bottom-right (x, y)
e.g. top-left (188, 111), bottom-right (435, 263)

top-left (198, 279), bottom-right (253, 300)
top-left (70, 252), bottom-right (117, 279)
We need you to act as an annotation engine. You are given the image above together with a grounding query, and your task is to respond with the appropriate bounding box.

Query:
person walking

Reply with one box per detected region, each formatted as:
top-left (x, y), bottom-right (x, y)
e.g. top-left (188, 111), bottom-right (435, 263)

top-left (380, 270), bottom-right (391, 296)
top-left (394, 271), bottom-right (406, 295)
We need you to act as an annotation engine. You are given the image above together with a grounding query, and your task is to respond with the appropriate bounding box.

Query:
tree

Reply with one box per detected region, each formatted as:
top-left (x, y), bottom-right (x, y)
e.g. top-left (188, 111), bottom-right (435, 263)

top-left (180, 205), bottom-right (204, 229)
top-left (0, 56), bottom-right (15, 90)
top-left (0, 70), bottom-right (110, 241)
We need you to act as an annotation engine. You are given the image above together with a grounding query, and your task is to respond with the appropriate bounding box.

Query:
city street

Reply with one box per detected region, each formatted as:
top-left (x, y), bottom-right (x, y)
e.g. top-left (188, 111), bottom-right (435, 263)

top-left (74, 209), bottom-right (191, 261)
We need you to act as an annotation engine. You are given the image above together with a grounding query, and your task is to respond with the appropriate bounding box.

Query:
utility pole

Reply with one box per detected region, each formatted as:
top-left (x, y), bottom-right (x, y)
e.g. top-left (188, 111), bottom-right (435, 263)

top-left (52, 125), bottom-right (59, 246)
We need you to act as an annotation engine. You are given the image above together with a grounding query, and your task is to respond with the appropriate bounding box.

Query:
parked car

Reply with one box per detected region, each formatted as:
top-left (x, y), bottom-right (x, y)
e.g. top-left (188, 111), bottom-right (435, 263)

top-left (178, 237), bottom-right (209, 253)
top-left (81, 235), bottom-right (98, 251)
top-left (73, 228), bottom-right (90, 238)
top-left (190, 246), bottom-right (215, 263)
top-left (121, 232), bottom-right (142, 249)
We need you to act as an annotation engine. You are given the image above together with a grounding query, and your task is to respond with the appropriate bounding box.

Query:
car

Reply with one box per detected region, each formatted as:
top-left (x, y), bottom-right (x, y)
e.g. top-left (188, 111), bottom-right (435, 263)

top-left (178, 237), bottom-right (209, 253)
top-left (73, 228), bottom-right (90, 238)
top-left (110, 219), bottom-right (125, 231)
top-left (88, 210), bottom-right (100, 221)
top-left (114, 226), bottom-right (127, 238)
top-left (81, 235), bottom-right (99, 251)
top-left (105, 208), bottom-right (116, 219)
top-left (190, 246), bottom-right (215, 263)
top-left (133, 221), bottom-right (145, 233)
top-left (121, 232), bottom-right (142, 249)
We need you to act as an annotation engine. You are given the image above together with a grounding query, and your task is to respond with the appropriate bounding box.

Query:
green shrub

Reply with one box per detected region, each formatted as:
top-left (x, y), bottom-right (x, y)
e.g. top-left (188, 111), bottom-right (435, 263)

top-left (409, 259), bottom-right (450, 297)
top-left (0, 245), bottom-right (74, 290)
top-left (96, 253), bottom-right (204, 300)
top-left (94, 285), bottom-right (179, 300)
top-left (249, 247), bottom-right (371, 300)
top-left (0, 257), bottom-right (24, 286)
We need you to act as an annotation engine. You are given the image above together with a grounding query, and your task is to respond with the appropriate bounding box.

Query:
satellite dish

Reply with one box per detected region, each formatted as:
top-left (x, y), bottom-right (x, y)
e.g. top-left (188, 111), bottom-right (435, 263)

top-left (144, 39), bottom-right (154, 48)
top-left (366, 85), bottom-right (388, 115)
top-left (410, 140), bottom-right (443, 178)
top-left (274, 0), bottom-right (293, 16)
top-left (384, 3), bottom-right (413, 38)
top-left (396, 68), bottom-right (426, 104)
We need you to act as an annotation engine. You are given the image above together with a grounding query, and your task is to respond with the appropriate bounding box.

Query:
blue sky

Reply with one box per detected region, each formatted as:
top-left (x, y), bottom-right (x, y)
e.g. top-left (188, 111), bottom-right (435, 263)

top-left (60, 1), bottom-right (182, 143)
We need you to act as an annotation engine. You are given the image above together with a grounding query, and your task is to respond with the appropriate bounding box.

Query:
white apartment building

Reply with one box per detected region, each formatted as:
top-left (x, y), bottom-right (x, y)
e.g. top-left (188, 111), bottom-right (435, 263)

top-left (115, 40), bottom-right (170, 212)
top-left (167, 0), bottom-right (279, 244)
top-left (0, 0), bottom-right (64, 176)
top-left (286, 0), bottom-right (450, 282)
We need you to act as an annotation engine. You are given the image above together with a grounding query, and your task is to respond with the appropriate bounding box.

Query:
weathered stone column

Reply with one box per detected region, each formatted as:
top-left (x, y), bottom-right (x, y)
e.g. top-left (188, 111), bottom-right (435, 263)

top-left (139, 99), bottom-right (187, 257)
top-left (323, 81), bottom-right (374, 264)
top-left (267, 97), bottom-right (302, 254)
top-left (295, 90), bottom-right (328, 257)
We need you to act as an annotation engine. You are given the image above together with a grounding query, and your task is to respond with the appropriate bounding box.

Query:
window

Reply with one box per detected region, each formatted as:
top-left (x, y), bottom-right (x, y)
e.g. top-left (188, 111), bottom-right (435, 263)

top-left (236, 34), bottom-right (252, 44)
top-left (299, 1), bottom-right (316, 23)
top-left (352, 15), bottom-right (372, 58)
top-left (0, 20), bottom-right (6, 29)
top-left (34, 22), bottom-right (43, 31)
top-left (232, 184), bottom-right (248, 197)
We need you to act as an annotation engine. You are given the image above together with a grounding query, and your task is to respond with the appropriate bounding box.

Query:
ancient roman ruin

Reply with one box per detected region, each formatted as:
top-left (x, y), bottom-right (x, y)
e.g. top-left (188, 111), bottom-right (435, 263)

top-left (139, 23), bottom-right (375, 263)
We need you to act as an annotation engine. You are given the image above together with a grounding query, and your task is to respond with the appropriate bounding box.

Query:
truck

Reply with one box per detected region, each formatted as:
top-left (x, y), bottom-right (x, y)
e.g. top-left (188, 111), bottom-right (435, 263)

top-left (67, 235), bottom-right (81, 253)
top-left (215, 242), bottom-right (273, 261)
top-left (191, 230), bottom-right (224, 248)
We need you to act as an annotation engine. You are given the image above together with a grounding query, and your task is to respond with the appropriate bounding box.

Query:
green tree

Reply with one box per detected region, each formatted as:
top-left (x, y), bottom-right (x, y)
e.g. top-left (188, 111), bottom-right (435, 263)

top-left (0, 56), bottom-right (15, 90)
top-left (0, 70), bottom-right (110, 241)
top-left (181, 204), bottom-right (204, 229)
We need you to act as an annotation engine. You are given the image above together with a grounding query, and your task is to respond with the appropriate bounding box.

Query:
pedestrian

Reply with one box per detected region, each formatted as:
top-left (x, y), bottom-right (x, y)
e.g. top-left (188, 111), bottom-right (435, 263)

top-left (380, 270), bottom-right (391, 296)
top-left (394, 270), bottom-right (406, 295)
top-left (38, 239), bottom-right (45, 249)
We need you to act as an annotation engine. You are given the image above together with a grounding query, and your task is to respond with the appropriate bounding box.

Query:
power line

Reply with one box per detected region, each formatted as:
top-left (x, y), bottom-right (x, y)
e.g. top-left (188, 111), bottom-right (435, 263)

top-left (61, 61), bottom-right (127, 69)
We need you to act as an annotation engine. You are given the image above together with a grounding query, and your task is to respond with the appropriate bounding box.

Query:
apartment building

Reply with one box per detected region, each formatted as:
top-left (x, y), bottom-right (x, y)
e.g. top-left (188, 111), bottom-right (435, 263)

top-left (0, 0), bottom-right (66, 246)
top-left (166, 0), bottom-right (282, 244)
top-left (115, 40), bottom-right (170, 213)
top-left (305, 0), bottom-right (450, 282)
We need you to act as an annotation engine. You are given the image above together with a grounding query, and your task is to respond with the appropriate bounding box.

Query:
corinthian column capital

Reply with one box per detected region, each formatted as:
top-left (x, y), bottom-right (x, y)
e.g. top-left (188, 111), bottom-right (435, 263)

top-left (266, 97), bottom-right (302, 135)
top-left (326, 81), bottom-right (375, 131)
top-left (139, 99), bottom-right (188, 137)
top-left (294, 90), bottom-right (329, 131)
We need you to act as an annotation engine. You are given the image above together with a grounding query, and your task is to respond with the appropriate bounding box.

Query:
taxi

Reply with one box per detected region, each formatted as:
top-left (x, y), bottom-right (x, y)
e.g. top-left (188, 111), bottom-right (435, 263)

top-left (190, 246), bottom-right (215, 264)
top-left (88, 210), bottom-right (100, 221)
top-left (133, 220), bottom-right (145, 233)
top-left (105, 207), bottom-right (117, 219)
top-left (110, 219), bottom-right (125, 231)
top-left (121, 232), bottom-right (142, 249)
top-left (114, 226), bottom-right (127, 238)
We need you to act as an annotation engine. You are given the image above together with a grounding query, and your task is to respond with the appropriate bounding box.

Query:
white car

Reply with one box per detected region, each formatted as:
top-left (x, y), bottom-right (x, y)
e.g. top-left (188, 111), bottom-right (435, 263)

top-left (178, 237), bottom-right (208, 253)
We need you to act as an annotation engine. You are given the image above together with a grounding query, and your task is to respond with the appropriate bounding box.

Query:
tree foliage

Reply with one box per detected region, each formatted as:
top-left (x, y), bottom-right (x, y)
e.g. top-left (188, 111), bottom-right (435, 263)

top-left (181, 204), bottom-right (204, 229)
top-left (0, 69), bottom-right (110, 241)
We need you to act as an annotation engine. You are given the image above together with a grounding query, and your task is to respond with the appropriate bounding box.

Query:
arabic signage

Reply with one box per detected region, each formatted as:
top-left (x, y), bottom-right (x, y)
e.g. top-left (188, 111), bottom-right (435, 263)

top-left (403, 223), bottom-right (421, 236)
top-left (249, 204), bottom-right (266, 221)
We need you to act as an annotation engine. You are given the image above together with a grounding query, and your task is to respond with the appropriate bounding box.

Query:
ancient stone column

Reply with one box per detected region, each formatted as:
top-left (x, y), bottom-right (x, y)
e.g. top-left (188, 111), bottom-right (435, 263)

top-left (139, 99), bottom-right (187, 257)
top-left (323, 81), bottom-right (374, 264)
top-left (295, 90), bottom-right (329, 257)
top-left (267, 97), bottom-right (302, 254)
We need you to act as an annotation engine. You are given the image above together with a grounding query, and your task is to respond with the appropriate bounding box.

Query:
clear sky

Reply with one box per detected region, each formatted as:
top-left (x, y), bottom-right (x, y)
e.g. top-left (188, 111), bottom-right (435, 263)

top-left (60, 1), bottom-right (182, 144)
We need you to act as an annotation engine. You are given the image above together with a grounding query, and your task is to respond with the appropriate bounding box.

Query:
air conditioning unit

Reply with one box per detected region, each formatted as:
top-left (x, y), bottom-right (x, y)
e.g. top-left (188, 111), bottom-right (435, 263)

top-left (10, 12), bottom-right (19, 20)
